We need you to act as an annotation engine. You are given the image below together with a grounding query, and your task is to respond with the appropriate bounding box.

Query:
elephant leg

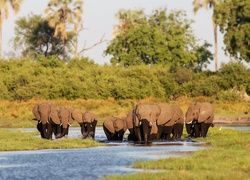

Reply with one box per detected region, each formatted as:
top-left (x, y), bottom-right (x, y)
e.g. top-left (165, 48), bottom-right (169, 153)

top-left (201, 123), bottom-right (211, 138)
top-left (157, 126), bottom-right (163, 140)
top-left (193, 123), bottom-right (201, 138)
top-left (163, 126), bottom-right (173, 140)
top-left (117, 129), bottom-right (125, 141)
top-left (134, 126), bottom-right (142, 142)
top-left (128, 128), bottom-right (136, 141)
top-left (103, 125), bottom-right (111, 140)
top-left (172, 124), bottom-right (183, 140)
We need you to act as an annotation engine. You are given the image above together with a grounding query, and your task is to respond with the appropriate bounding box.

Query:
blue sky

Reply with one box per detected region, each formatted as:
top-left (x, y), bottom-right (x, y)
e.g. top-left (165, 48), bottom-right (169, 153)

top-left (2, 0), bottom-right (229, 71)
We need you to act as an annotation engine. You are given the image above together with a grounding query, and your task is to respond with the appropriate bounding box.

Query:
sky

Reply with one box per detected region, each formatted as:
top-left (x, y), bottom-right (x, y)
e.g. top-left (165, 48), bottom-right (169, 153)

top-left (2, 0), bottom-right (230, 71)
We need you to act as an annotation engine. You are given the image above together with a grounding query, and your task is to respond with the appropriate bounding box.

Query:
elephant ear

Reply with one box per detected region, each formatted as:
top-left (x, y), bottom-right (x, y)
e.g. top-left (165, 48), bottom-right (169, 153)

top-left (172, 106), bottom-right (184, 124)
top-left (198, 102), bottom-right (214, 123)
top-left (125, 110), bottom-right (133, 130)
top-left (67, 107), bottom-right (75, 124)
top-left (121, 117), bottom-right (128, 131)
top-left (71, 109), bottom-right (83, 124)
top-left (32, 103), bottom-right (40, 121)
top-left (134, 104), bottom-right (141, 126)
top-left (50, 107), bottom-right (60, 125)
top-left (104, 116), bottom-right (115, 133)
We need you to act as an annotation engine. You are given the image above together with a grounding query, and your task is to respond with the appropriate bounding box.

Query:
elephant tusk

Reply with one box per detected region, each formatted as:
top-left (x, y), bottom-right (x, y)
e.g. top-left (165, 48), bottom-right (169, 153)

top-left (149, 122), bottom-right (152, 127)
top-left (139, 121), bottom-right (142, 126)
top-left (68, 123), bottom-right (71, 126)
top-left (186, 121), bottom-right (193, 124)
top-left (60, 123), bottom-right (62, 126)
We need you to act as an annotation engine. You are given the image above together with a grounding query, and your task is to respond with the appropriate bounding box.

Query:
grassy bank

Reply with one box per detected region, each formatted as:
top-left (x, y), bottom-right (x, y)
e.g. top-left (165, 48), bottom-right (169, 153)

top-left (106, 127), bottom-right (250, 180)
top-left (0, 129), bottom-right (101, 151)
top-left (0, 97), bottom-right (249, 128)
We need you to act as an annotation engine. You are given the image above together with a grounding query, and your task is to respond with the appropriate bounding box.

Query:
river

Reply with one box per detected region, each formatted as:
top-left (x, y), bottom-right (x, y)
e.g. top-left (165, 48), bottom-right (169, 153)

top-left (0, 126), bottom-right (248, 180)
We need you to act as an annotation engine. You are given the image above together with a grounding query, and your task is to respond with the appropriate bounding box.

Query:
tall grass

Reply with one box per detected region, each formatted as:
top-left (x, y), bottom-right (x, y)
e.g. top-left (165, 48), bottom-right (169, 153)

top-left (106, 127), bottom-right (250, 180)
top-left (0, 98), bottom-right (249, 128)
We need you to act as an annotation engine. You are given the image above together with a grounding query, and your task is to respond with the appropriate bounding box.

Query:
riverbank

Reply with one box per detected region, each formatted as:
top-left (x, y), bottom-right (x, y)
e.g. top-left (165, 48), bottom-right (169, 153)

top-left (213, 116), bottom-right (250, 125)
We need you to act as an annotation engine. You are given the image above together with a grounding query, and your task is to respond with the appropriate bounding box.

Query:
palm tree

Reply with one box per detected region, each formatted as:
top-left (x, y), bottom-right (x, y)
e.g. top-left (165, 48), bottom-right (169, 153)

top-left (193, 0), bottom-right (219, 71)
top-left (44, 0), bottom-right (83, 61)
top-left (0, 0), bottom-right (23, 59)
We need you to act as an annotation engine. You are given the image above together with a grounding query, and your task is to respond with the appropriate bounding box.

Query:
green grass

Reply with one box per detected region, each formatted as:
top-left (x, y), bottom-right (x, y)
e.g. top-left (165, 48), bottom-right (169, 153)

top-left (105, 127), bottom-right (250, 180)
top-left (0, 129), bottom-right (102, 151)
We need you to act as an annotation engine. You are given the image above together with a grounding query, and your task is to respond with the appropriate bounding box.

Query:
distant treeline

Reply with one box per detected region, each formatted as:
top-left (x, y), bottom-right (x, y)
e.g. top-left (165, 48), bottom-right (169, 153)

top-left (0, 56), bottom-right (249, 102)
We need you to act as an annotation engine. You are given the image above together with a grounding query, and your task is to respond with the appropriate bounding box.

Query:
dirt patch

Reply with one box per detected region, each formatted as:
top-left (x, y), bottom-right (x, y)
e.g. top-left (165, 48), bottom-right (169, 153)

top-left (214, 116), bottom-right (250, 125)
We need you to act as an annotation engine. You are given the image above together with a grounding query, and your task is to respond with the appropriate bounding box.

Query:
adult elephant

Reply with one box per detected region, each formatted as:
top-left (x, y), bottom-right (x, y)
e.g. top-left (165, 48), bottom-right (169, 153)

top-left (185, 102), bottom-right (214, 138)
top-left (47, 105), bottom-right (62, 139)
top-left (32, 102), bottom-right (56, 139)
top-left (156, 103), bottom-right (184, 140)
top-left (72, 109), bottom-right (97, 139)
top-left (55, 107), bottom-right (74, 139)
top-left (133, 103), bottom-right (160, 143)
top-left (103, 116), bottom-right (127, 141)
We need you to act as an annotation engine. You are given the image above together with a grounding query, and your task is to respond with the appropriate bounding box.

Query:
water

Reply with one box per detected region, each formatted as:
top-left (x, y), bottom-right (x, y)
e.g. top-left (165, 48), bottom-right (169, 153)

top-left (0, 127), bottom-right (208, 180)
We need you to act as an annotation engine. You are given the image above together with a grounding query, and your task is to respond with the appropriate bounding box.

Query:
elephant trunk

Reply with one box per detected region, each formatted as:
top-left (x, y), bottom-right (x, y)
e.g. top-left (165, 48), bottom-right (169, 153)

top-left (41, 123), bottom-right (48, 139)
top-left (56, 128), bottom-right (67, 139)
top-left (141, 119), bottom-right (150, 143)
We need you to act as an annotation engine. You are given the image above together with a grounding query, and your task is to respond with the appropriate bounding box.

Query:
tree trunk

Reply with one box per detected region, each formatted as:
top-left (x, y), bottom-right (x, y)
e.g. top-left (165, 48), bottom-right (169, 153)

top-left (0, 25), bottom-right (2, 59)
top-left (213, 21), bottom-right (218, 71)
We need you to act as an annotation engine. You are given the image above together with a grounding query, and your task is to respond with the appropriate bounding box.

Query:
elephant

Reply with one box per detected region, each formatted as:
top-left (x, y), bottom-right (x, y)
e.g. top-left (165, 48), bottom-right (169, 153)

top-left (71, 109), bottom-right (97, 139)
top-left (32, 102), bottom-right (58, 139)
top-left (103, 116), bottom-right (127, 141)
top-left (185, 102), bottom-right (214, 138)
top-left (156, 103), bottom-right (184, 140)
top-left (55, 107), bottom-right (74, 139)
top-left (133, 103), bottom-right (161, 143)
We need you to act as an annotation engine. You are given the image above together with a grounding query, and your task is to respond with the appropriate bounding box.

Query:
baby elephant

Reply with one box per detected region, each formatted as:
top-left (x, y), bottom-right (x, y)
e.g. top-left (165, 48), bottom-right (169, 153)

top-left (103, 116), bottom-right (127, 141)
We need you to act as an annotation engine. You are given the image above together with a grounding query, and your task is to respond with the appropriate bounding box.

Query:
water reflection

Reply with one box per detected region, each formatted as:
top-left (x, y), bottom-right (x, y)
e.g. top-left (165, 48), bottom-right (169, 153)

top-left (0, 127), bottom-right (207, 180)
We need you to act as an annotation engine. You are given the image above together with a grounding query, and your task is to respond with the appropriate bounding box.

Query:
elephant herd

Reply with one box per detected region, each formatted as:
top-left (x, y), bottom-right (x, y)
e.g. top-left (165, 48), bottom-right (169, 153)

top-left (32, 102), bottom-right (97, 140)
top-left (32, 101), bottom-right (214, 143)
top-left (103, 102), bottom-right (214, 143)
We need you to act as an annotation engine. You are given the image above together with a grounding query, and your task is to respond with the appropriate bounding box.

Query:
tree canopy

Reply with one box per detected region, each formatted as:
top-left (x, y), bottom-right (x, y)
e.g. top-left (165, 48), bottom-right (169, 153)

top-left (104, 8), bottom-right (212, 70)
top-left (12, 14), bottom-right (74, 58)
top-left (214, 0), bottom-right (250, 62)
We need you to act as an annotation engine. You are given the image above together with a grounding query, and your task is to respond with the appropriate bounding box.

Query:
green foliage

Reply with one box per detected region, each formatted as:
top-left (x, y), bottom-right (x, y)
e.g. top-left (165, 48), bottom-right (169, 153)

top-left (0, 57), bottom-right (249, 102)
top-left (12, 14), bottom-right (75, 59)
top-left (218, 59), bottom-right (249, 92)
top-left (214, 0), bottom-right (250, 62)
top-left (105, 8), bottom-right (199, 69)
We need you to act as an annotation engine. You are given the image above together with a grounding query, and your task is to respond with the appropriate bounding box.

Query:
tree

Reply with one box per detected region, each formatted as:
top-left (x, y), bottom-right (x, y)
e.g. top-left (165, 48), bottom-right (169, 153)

top-left (105, 8), bottom-right (198, 69)
top-left (193, 0), bottom-right (219, 71)
top-left (44, 0), bottom-right (83, 61)
top-left (194, 41), bottom-right (213, 72)
top-left (214, 0), bottom-right (250, 62)
top-left (12, 14), bottom-right (74, 58)
top-left (0, 0), bottom-right (23, 58)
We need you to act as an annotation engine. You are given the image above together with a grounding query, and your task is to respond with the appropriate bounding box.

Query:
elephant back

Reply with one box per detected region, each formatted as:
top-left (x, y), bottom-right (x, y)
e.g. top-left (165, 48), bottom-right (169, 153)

top-left (103, 116), bottom-right (116, 133)
top-left (71, 109), bottom-right (84, 123)
top-left (157, 103), bottom-right (174, 126)
top-left (49, 106), bottom-right (60, 125)
top-left (32, 103), bottom-right (41, 121)
top-left (83, 111), bottom-right (96, 123)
